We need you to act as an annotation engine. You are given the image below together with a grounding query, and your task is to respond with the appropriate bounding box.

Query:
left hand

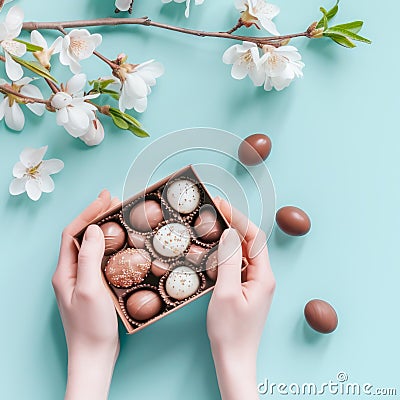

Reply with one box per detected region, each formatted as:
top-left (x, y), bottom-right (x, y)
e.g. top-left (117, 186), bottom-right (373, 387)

top-left (52, 190), bottom-right (120, 400)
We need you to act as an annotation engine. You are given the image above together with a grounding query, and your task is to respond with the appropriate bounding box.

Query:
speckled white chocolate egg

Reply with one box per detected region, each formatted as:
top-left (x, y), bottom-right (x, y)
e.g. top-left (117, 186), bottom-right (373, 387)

top-left (166, 179), bottom-right (200, 214)
top-left (165, 266), bottom-right (200, 300)
top-left (153, 223), bottom-right (191, 258)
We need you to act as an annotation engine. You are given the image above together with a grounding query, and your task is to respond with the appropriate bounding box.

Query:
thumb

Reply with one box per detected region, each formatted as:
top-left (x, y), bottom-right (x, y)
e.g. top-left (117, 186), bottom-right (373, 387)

top-left (215, 228), bottom-right (242, 296)
top-left (76, 224), bottom-right (105, 291)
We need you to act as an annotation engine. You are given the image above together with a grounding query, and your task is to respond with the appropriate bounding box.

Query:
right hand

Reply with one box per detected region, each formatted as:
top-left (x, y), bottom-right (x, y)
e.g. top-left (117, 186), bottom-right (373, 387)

top-left (207, 197), bottom-right (275, 400)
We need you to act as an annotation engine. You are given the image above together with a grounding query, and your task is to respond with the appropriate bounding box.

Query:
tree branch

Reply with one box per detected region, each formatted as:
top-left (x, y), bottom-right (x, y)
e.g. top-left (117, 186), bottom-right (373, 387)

top-left (22, 17), bottom-right (311, 46)
top-left (0, 84), bottom-right (51, 106)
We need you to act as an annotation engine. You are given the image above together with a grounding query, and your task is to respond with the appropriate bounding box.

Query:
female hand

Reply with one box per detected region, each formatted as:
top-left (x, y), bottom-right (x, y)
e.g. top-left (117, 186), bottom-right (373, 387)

top-left (52, 190), bottom-right (120, 400)
top-left (207, 197), bottom-right (276, 400)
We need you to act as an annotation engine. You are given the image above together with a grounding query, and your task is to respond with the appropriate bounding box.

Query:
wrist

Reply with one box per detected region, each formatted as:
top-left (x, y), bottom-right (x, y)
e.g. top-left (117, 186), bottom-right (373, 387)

top-left (65, 344), bottom-right (119, 400)
top-left (211, 344), bottom-right (259, 400)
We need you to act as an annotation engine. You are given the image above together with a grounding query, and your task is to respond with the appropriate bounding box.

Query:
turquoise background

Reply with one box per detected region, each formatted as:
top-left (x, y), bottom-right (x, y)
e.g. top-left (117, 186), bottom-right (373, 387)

top-left (1, 0), bottom-right (398, 399)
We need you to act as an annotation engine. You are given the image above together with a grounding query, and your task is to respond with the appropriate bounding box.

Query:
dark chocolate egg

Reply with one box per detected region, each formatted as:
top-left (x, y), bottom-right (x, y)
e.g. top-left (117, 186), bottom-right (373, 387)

top-left (238, 134), bottom-right (272, 166)
top-left (129, 200), bottom-right (163, 232)
top-left (304, 299), bottom-right (338, 334)
top-left (194, 205), bottom-right (223, 243)
top-left (100, 222), bottom-right (126, 256)
top-left (276, 206), bottom-right (311, 236)
top-left (126, 290), bottom-right (163, 321)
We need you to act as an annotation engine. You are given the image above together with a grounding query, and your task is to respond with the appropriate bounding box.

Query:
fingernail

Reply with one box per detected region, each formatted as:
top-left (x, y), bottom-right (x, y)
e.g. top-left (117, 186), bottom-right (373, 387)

top-left (98, 189), bottom-right (108, 198)
top-left (220, 228), bottom-right (239, 244)
top-left (84, 225), bottom-right (101, 241)
top-left (214, 196), bottom-right (221, 202)
top-left (218, 228), bottom-right (241, 264)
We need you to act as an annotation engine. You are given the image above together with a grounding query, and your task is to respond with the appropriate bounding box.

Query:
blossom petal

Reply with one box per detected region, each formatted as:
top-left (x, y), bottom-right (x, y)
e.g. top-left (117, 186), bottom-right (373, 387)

top-left (133, 96), bottom-right (148, 113)
top-left (38, 174), bottom-right (55, 193)
top-left (231, 61), bottom-right (249, 80)
top-left (12, 161), bottom-right (26, 178)
top-left (4, 51), bottom-right (24, 81)
top-left (25, 179), bottom-right (42, 201)
top-left (0, 98), bottom-right (5, 120)
top-left (4, 102), bottom-right (24, 131)
top-left (125, 73), bottom-right (148, 98)
top-left (222, 45), bottom-right (241, 64)
top-left (79, 119), bottom-right (104, 146)
top-left (56, 108), bottom-right (68, 125)
top-left (115, 0), bottom-right (132, 11)
top-left (258, 16), bottom-right (280, 36)
top-left (20, 84), bottom-right (45, 116)
top-left (20, 146), bottom-right (48, 168)
top-left (2, 39), bottom-right (26, 57)
top-left (40, 159), bottom-right (64, 175)
top-left (30, 30), bottom-right (47, 49)
top-left (66, 73), bottom-right (86, 95)
top-left (5, 6), bottom-right (24, 38)
top-left (9, 177), bottom-right (28, 196)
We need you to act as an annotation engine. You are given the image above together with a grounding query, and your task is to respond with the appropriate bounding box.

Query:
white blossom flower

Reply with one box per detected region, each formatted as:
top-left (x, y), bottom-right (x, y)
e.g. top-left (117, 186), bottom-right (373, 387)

top-left (235, 0), bottom-right (280, 36)
top-left (161, 0), bottom-right (204, 18)
top-left (79, 117), bottom-right (104, 146)
top-left (0, 77), bottom-right (45, 131)
top-left (51, 73), bottom-right (99, 138)
top-left (59, 29), bottom-right (102, 74)
top-left (260, 45), bottom-right (304, 91)
top-left (115, 0), bottom-right (132, 11)
top-left (30, 30), bottom-right (62, 70)
top-left (222, 41), bottom-right (265, 86)
top-left (0, 6), bottom-right (26, 81)
top-left (114, 59), bottom-right (164, 113)
top-left (9, 146), bottom-right (64, 201)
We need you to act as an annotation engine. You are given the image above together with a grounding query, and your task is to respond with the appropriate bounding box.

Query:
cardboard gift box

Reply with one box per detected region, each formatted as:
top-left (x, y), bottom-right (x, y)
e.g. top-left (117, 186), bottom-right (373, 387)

top-left (74, 165), bottom-right (247, 334)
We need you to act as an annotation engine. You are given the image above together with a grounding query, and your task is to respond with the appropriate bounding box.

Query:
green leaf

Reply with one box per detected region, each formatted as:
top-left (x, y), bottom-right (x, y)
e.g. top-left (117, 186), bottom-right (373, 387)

top-left (11, 56), bottom-right (58, 82)
top-left (101, 89), bottom-right (120, 101)
top-left (111, 115), bottom-right (129, 130)
top-left (325, 27), bottom-right (371, 44)
top-left (128, 124), bottom-right (149, 138)
top-left (333, 21), bottom-right (363, 34)
top-left (317, 0), bottom-right (339, 29)
top-left (14, 39), bottom-right (43, 53)
top-left (324, 33), bottom-right (356, 48)
top-left (99, 79), bottom-right (116, 89)
top-left (109, 107), bottom-right (141, 127)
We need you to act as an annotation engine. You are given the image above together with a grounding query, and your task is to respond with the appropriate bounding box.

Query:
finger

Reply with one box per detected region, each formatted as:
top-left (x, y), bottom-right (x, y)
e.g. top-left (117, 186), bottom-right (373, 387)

top-left (215, 228), bottom-right (243, 295)
top-left (76, 225), bottom-right (105, 292)
top-left (64, 191), bottom-right (111, 236)
top-left (110, 197), bottom-right (120, 209)
top-left (54, 191), bottom-right (110, 290)
top-left (245, 238), bottom-right (274, 284)
top-left (214, 198), bottom-right (261, 244)
top-left (53, 232), bottom-right (78, 300)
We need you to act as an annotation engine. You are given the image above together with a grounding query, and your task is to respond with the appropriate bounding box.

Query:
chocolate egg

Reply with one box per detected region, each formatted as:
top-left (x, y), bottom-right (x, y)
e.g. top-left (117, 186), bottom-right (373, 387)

top-left (276, 206), bottom-right (311, 236)
top-left (153, 223), bottom-right (191, 258)
top-left (127, 231), bottom-right (146, 249)
top-left (100, 222), bottom-right (126, 256)
top-left (205, 251), bottom-right (218, 280)
top-left (304, 299), bottom-right (338, 334)
top-left (151, 259), bottom-right (170, 277)
top-left (129, 200), bottom-right (163, 232)
top-left (238, 134), bottom-right (272, 166)
top-left (166, 179), bottom-right (201, 214)
top-left (165, 266), bottom-right (200, 300)
top-left (126, 290), bottom-right (163, 321)
top-left (194, 205), bottom-right (223, 243)
top-left (105, 249), bottom-right (151, 288)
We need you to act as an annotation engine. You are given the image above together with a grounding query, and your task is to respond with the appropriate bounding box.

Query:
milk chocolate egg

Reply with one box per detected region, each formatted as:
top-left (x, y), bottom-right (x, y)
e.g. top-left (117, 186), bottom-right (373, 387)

top-left (100, 222), bottom-right (126, 256)
top-left (194, 205), bottom-right (223, 243)
top-left (238, 134), bottom-right (272, 166)
top-left (151, 259), bottom-right (170, 277)
top-left (127, 231), bottom-right (146, 249)
top-left (165, 266), bottom-right (200, 300)
top-left (276, 206), bottom-right (311, 236)
top-left (126, 290), bottom-right (163, 321)
top-left (304, 299), bottom-right (338, 334)
top-left (166, 179), bottom-right (201, 214)
top-left (205, 251), bottom-right (218, 280)
top-left (105, 249), bottom-right (151, 288)
top-left (153, 223), bottom-right (191, 258)
top-left (129, 200), bottom-right (163, 232)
